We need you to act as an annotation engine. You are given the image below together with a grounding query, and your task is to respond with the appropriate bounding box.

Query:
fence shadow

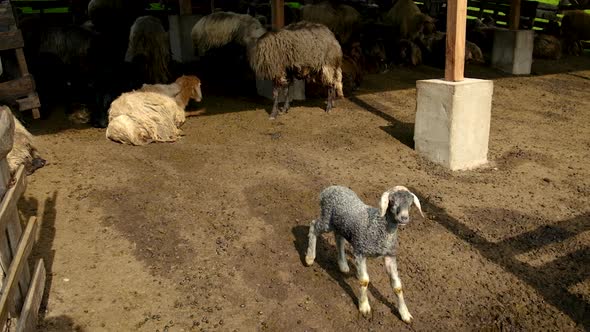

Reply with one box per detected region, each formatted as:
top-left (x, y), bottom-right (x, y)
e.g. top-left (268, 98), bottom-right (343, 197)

top-left (20, 191), bottom-right (59, 327)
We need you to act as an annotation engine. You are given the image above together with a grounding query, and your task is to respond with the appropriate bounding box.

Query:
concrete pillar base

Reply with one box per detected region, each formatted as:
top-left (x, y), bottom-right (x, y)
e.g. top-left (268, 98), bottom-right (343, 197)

top-left (491, 29), bottom-right (534, 75)
top-left (168, 15), bottom-right (202, 63)
top-left (256, 79), bottom-right (306, 102)
top-left (414, 78), bottom-right (493, 171)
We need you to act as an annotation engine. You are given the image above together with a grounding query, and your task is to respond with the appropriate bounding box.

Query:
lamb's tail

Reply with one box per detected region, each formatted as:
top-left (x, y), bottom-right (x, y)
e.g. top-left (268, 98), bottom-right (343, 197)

top-left (106, 114), bottom-right (150, 146)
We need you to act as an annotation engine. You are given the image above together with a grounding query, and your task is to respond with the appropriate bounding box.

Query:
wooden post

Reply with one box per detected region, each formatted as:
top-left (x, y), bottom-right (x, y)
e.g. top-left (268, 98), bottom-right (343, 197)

top-left (179, 0), bottom-right (192, 15)
top-left (271, 0), bottom-right (285, 29)
top-left (445, 0), bottom-right (467, 81)
top-left (508, 0), bottom-right (521, 30)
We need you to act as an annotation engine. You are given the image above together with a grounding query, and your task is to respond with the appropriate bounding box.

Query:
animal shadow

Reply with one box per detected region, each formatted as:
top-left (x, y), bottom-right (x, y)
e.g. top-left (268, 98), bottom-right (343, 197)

top-left (291, 225), bottom-right (404, 320)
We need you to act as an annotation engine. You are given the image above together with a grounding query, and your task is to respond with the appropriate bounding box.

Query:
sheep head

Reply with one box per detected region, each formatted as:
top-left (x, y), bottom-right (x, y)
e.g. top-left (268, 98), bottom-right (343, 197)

top-left (175, 75), bottom-right (203, 107)
top-left (379, 186), bottom-right (424, 225)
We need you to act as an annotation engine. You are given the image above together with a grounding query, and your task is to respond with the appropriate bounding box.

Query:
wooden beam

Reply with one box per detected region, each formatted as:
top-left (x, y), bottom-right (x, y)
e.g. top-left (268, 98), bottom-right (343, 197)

top-left (179, 0), bottom-right (192, 15)
top-left (445, 0), bottom-right (467, 81)
top-left (0, 216), bottom-right (38, 326)
top-left (271, 0), bottom-right (285, 29)
top-left (509, 0), bottom-right (522, 29)
top-left (0, 31), bottom-right (24, 52)
top-left (0, 165), bottom-right (27, 233)
top-left (16, 95), bottom-right (41, 112)
top-left (0, 76), bottom-right (35, 100)
top-left (16, 260), bottom-right (46, 332)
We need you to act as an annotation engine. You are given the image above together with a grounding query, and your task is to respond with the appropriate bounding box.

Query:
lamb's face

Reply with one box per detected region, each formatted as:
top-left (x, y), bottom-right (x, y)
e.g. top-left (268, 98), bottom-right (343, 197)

top-left (380, 186), bottom-right (424, 225)
top-left (389, 191), bottom-right (415, 225)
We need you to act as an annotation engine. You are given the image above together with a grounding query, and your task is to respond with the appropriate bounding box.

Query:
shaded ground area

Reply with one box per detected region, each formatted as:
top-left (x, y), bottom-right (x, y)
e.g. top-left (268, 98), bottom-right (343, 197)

top-left (16, 55), bottom-right (590, 331)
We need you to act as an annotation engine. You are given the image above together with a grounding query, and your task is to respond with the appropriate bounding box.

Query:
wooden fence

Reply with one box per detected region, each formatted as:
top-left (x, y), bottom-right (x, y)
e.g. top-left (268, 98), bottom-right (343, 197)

top-left (0, 108), bottom-right (45, 332)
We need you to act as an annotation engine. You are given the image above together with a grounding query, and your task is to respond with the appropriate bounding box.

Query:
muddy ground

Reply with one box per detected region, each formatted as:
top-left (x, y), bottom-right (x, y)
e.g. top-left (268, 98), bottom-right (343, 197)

top-left (15, 56), bottom-right (590, 331)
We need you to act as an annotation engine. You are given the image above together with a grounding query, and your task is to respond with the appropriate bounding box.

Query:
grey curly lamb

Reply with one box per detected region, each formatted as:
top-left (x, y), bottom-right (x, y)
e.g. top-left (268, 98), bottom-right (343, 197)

top-left (305, 185), bottom-right (423, 323)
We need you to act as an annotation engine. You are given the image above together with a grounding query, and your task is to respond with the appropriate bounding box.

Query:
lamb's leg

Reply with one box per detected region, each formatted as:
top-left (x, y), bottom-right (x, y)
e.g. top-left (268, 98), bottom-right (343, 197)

top-left (336, 235), bottom-right (350, 273)
top-left (385, 256), bottom-right (412, 323)
top-left (355, 254), bottom-right (371, 317)
top-left (305, 218), bottom-right (331, 266)
top-left (270, 85), bottom-right (281, 120)
top-left (281, 84), bottom-right (290, 113)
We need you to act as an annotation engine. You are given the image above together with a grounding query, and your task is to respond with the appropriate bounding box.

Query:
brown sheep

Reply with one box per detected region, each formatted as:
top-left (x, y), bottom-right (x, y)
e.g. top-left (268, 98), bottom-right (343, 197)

top-left (249, 21), bottom-right (344, 119)
top-left (384, 0), bottom-right (436, 41)
top-left (106, 76), bottom-right (203, 146)
top-left (125, 16), bottom-right (171, 84)
top-left (561, 10), bottom-right (590, 56)
top-left (300, 1), bottom-right (362, 46)
top-left (534, 34), bottom-right (562, 60)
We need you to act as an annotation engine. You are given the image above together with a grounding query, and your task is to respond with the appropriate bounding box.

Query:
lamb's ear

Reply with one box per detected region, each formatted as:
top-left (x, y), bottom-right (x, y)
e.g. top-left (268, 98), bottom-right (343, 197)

top-left (380, 191), bottom-right (390, 217)
top-left (410, 192), bottom-right (424, 218)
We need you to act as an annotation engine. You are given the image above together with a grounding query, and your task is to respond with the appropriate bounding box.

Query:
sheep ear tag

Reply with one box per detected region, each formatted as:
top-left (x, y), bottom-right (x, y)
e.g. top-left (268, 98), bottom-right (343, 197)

top-left (380, 191), bottom-right (390, 217)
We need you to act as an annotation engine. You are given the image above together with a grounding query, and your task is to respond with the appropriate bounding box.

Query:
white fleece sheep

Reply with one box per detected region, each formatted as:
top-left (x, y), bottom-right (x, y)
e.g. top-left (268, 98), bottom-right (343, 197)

top-left (0, 106), bottom-right (46, 176)
top-left (106, 75), bottom-right (202, 146)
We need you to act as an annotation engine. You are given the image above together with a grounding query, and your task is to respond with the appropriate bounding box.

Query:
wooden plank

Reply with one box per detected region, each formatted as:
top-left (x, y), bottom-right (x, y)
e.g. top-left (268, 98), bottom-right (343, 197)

top-left (15, 49), bottom-right (30, 77)
top-left (536, 9), bottom-right (558, 20)
top-left (0, 31), bottom-right (24, 52)
top-left (16, 95), bottom-right (40, 112)
top-left (537, 2), bottom-right (558, 10)
top-left (445, 0), bottom-right (467, 81)
top-left (271, 0), bottom-right (284, 29)
top-left (0, 160), bottom-right (10, 200)
top-left (0, 76), bottom-right (35, 100)
top-left (0, 216), bottom-right (37, 327)
top-left (0, 2), bottom-right (15, 26)
top-left (0, 165), bottom-right (27, 233)
top-left (6, 208), bottom-right (31, 312)
top-left (30, 109), bottom-right (40, 120)
top-left (16, 260), bottom-right (45, 332)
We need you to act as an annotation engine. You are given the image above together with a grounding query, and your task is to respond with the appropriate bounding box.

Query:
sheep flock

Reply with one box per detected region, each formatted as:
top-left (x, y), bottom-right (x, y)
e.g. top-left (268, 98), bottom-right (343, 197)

top-left (8, 0), bottom-right (587, 133)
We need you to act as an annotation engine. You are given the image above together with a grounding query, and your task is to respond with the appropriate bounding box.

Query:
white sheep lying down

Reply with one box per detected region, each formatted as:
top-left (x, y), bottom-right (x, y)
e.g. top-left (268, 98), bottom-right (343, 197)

top-left (106, 75), bottom-right (202, 146)
top-left (0, 107), bottom-right (46, 176)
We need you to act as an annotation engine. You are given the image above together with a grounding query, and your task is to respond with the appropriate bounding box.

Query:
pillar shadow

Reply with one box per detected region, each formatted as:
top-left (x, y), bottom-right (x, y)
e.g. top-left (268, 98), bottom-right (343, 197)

top-left (348, 96), bottom-right (414, 149)
top-left (412, 188), bottom-right (590, 330)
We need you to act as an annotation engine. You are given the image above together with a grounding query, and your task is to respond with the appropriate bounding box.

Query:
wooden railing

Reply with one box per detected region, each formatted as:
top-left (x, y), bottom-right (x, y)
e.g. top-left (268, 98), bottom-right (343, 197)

top-left (0, 108), bottom-right (45, 332)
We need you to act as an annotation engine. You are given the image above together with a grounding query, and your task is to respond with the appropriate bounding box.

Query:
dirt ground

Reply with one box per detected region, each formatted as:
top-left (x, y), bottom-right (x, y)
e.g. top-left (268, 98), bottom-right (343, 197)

top-left (16, 55), bottom-right (590, 331)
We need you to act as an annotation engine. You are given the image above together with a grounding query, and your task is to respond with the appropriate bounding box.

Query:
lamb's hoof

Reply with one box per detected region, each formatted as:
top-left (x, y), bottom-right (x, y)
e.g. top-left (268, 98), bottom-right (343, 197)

top-left (305, 255), bottom-right (315, 266)
top-left (400, 309), bottom-right (413, 324)
top-left (358, 301), bottom-right (371, 318)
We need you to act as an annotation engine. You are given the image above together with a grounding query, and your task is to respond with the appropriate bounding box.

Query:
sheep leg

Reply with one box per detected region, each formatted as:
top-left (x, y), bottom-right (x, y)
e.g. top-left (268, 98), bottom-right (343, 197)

top-left (384, 256), bottom-right (413, 323)
top-left (326, 87), bottom-right (335, 113)
top-left (305, 218), bottom-right (331, 266)
top-left (281, 84), bottom-right (290, 113)
top-left (270, 85), bottom-right (281, 120)
top-left (355, 254), bottom-right (371, 317)
top-left (336, 235), bottom-right (350, 273)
